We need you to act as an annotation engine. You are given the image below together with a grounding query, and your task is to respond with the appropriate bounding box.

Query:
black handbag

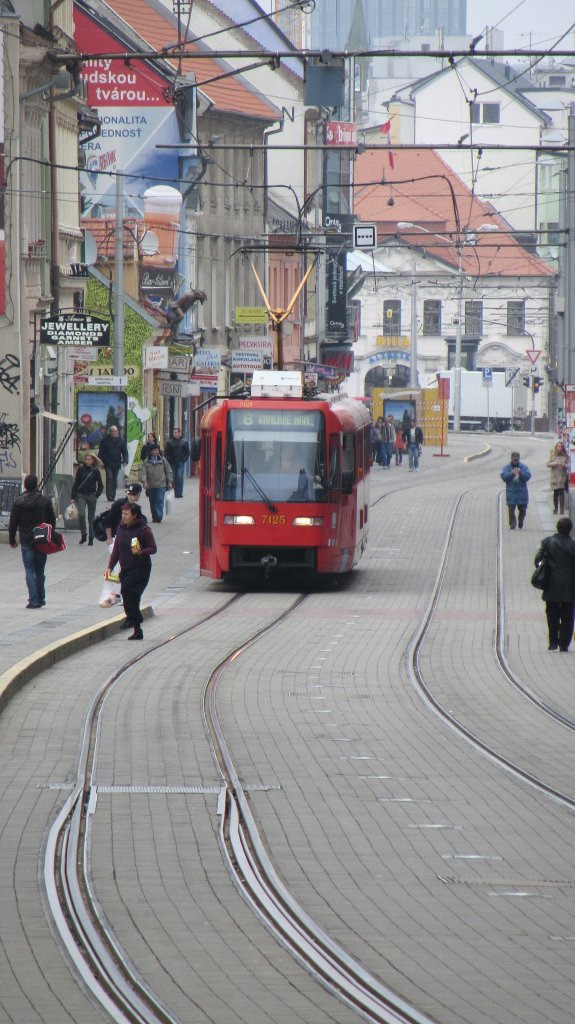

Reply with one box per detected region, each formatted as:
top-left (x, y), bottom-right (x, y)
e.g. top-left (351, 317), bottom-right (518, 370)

top-left (92, 511), bottom-right (109, 542)
top-left (531, 542), bottom-right (548, 590)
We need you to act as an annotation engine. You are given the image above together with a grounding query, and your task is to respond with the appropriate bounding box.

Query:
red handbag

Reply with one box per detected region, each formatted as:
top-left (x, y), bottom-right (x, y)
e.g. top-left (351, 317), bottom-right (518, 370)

top-left (32, 523), bottom-right (67, 555)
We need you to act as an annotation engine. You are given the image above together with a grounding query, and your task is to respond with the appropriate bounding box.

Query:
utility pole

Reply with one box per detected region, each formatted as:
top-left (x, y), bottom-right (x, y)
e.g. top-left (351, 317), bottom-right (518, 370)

top-left (410, 259), bottom-right (418, 388)
top-left (560, 104), bottom-right (568, 385)
top-left (453, 256), bottom-right (463, 431)
top-left (113, 171), bottom-right (124, 377)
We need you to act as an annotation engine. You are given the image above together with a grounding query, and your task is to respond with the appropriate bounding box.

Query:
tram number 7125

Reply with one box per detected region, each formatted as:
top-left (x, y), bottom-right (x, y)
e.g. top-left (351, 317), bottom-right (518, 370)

top-left (262, 514), bottom-right (286, 525)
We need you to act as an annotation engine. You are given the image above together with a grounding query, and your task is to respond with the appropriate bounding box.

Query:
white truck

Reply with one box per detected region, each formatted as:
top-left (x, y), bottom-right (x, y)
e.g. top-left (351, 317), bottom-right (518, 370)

top-left (438, 369), bottom-right (515, 432)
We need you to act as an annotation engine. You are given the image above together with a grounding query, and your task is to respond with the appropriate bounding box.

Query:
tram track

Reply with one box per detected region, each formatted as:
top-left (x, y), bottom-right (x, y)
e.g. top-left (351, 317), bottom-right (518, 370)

top-left (39, 441), bottom-right (565, 1024)
top-left (44, 588), bottom-right (438, 1024)
top-left (407, 490), bottom-right (575, 812)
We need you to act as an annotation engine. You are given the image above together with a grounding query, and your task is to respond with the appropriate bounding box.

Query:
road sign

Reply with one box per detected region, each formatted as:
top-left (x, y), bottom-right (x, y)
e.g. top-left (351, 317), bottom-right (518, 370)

top-left (505, 367), bottom-right (520, 387)
top-left (482, 367), bottom-right (493, 387)
top-left (353, 223), bottom-right (377, 250)
top-left (526, 348), bottom-right (541, 364)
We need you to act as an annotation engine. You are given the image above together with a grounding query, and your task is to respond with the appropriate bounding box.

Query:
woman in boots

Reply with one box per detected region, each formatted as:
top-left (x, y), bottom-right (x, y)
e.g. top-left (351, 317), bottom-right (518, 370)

top-left (547, 441), bottom-right (569, 515)
top-left (105, 503), bottom-right (156, 639)
top-left (71, 453), bottom-right (103, 544)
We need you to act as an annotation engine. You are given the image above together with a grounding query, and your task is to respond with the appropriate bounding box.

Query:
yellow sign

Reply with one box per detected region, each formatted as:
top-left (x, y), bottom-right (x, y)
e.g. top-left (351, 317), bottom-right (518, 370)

top-left (235, 306), bottom-right (268, 324)
top-left (376, 335), bottom-right (410, 350)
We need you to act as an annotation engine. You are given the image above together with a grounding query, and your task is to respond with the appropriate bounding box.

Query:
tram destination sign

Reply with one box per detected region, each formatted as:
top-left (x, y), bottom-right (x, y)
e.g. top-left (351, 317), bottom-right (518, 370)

top-left (40, 314), bottom-right (111, 347)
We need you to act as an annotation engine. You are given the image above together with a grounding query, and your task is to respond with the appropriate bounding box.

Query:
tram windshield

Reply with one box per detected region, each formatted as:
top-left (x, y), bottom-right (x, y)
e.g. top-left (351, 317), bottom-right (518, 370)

top-left (223, 408), bottom-right (327, 503)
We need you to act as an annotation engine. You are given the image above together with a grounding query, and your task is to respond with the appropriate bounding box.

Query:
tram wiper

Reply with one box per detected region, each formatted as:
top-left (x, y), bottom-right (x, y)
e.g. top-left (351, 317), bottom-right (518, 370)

top-left (241, 465), bottom-right (278, 513)
top-left (240, 442), bottom-right (278, 513)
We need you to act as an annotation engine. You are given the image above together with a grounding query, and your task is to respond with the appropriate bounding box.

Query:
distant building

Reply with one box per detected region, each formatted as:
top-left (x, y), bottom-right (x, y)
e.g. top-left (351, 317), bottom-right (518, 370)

top-left (309, 0), bottom-right (467, 50)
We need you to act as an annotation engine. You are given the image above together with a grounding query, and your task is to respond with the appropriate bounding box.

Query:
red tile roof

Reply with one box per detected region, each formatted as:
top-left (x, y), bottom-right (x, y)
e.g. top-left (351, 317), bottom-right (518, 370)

top-left (354, 147), bottom-right (554, 278)
top-left (89, 0), bottom-right (280, 121)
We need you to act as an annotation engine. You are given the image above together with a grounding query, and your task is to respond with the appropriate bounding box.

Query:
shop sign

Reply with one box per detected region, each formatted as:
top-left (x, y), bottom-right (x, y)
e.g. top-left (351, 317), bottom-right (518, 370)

top-left (325, 121), bottom-right (358, 147)
top-left (194, 349), bottom-right (221, 372)
top-left (235, 306), bottom-right (268, 324)
top-left (40, 313), bottom-right (110, 346)
top-left (144, 346), bottom-right (169, 370)
top-left (231, 350), bottom-right (263, 372)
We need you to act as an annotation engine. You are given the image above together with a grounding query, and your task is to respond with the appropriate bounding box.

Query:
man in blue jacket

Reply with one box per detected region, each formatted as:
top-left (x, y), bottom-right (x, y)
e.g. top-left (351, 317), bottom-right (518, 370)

top-left (501, 451), bottom-right (532, 529)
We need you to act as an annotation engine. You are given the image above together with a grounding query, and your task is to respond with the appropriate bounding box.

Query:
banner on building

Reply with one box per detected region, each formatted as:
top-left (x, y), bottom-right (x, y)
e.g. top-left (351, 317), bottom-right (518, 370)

top-left (325, 250), bottom-right (347, 338)
top-left (40, 314), bottom-right (111, 347)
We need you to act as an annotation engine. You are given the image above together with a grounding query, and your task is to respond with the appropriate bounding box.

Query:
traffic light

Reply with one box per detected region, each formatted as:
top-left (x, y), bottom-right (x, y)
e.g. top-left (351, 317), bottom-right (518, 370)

top-left (533, 376), bottom-right (544, 393)
top-left (522, 375), bottom-right (531, 388)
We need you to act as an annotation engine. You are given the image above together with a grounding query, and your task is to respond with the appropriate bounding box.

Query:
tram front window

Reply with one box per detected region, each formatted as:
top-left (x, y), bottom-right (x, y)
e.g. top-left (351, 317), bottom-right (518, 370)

top-left (223, 409), bottom-right (326, 502)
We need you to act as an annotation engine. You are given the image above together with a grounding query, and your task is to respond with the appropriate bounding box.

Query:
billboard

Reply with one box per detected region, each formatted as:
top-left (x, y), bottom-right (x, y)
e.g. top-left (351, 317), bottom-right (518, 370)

top-left (74, 6), bottom-right (182, 309)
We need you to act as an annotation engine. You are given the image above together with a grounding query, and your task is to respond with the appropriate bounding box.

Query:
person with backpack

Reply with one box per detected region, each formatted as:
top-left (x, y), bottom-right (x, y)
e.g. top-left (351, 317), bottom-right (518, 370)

top-left (8, 474), bottom-right (56, 608)
top-left (71, 453), bottom-right (103, 545)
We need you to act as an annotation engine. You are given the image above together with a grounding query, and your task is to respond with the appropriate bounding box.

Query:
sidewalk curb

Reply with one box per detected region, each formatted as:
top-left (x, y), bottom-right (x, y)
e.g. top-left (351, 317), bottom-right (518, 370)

top-left (0, 605), bottom-right (154, 716)
top-left (465, 444), bottom-right (491, 462)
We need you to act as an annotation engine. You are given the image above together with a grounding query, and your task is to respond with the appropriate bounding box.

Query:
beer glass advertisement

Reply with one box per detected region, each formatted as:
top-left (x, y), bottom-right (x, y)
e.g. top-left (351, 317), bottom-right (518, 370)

top-left (77, 391), bottom-right (127, 458)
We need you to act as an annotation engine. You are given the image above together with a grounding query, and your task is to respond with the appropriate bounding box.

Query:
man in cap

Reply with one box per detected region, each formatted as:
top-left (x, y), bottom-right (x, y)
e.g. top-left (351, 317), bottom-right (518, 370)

top-left (501, 451), bottom-right (532, 529)
top-left (104, 482), bottom-right (145, 544)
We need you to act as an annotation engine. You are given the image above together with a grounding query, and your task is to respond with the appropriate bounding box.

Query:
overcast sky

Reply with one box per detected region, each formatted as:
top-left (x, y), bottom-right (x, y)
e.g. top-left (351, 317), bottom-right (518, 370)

top-left (466, 0), bottom-right (575, 52)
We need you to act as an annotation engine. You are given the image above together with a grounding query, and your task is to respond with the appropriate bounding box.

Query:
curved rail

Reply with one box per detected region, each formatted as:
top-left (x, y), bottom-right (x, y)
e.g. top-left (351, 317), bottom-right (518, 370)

top-left (44, 590), bottom-right (438, 1024)
top-left (407, 493), bottom-right (575, 812)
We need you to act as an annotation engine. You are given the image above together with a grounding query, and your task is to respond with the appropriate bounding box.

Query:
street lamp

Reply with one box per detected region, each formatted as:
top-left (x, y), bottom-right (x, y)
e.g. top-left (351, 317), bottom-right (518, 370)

top-left (397, 223), bottom-right (463, 430)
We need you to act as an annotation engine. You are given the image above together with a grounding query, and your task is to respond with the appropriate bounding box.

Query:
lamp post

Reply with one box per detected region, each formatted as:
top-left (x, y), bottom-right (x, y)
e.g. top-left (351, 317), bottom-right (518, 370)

top-left (397, 223), bottom-right (463, 430)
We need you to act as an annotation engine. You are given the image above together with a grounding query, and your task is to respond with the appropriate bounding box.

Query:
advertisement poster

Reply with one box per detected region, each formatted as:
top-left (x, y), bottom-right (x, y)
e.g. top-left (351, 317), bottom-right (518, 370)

top-left (74, 6), bottom-right (182, 310)
top-left (77, 390), bottom-right (127, 457)
top-left (74, 8), bottom-right (180, 217)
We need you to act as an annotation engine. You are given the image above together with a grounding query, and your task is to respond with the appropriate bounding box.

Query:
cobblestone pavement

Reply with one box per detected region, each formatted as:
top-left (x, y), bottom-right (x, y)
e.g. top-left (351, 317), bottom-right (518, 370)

top-left (2, 433), bottom-right (573, 1024)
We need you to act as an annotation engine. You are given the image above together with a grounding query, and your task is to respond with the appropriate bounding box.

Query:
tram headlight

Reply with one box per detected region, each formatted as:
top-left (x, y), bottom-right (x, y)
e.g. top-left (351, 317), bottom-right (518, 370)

top-left (223, 514), bottom-right (256, 525)
top-left (292, 516), bottom-right (324, 527)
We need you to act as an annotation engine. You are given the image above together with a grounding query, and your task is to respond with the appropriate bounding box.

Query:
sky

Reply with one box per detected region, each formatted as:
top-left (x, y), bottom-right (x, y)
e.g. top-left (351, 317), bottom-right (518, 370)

top-left (466, 0), bottom-right (575, 53)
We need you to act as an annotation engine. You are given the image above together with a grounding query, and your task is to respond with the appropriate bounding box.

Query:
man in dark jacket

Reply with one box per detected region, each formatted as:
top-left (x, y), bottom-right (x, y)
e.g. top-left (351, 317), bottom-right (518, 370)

top-left (98, 425), bottom-right (129, 500)
top-left (534, 517), bottom-right (575, 652)
top-left (164, 427), bottom-right (190, 498)
top-left (501, 451), bottom-right (531, 529)
top-left (104, 482), bottom-right (145, 543)
top-left (9, 475), bottom-right (56, 608)
top-left (402, 419), bottom-right (424, 472)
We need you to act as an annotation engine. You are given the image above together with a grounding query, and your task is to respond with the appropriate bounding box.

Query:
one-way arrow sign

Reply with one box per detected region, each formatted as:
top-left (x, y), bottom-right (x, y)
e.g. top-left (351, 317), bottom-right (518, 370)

top-left (526, 348), bottom-right (541, 364)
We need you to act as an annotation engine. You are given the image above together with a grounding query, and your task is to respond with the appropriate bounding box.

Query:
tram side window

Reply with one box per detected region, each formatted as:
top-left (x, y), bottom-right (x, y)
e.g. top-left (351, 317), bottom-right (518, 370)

top-left (341, 432), bottom-right (355, 494)
top-left (214, 434), bottom-right (222, 500)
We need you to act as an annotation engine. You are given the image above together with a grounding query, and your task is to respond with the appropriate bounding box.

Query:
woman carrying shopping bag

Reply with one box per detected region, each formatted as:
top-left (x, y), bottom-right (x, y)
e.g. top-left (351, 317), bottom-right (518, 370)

top-left (71, 453), bottom-right (104, 544)
top-left (138, 443), bottom-right (173, 523)
top-left (105, 503), bottom-right (156, 639)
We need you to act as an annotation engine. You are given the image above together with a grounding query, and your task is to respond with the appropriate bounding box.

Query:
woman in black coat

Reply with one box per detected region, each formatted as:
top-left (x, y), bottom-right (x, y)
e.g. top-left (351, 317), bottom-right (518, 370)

top-left (140, 431), bottom-right (160, 462)
top-left (71, 453), bottom-right (103, 544)
top-left (534, 517), bottom-right (575, 652)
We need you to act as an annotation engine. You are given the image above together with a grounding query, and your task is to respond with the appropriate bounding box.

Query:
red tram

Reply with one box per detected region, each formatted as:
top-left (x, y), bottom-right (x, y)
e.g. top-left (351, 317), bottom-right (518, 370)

top-left (199, 373), bottom-right (371, 580)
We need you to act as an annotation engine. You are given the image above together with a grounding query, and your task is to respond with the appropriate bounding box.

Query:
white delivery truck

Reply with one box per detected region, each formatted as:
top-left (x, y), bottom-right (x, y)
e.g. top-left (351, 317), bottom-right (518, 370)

top-left (438, 369), bottom-right (515, 432)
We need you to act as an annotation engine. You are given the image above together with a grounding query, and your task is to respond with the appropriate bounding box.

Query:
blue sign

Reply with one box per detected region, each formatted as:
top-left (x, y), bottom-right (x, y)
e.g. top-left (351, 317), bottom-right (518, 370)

top-left (482, 368), bottom-right (493, 386)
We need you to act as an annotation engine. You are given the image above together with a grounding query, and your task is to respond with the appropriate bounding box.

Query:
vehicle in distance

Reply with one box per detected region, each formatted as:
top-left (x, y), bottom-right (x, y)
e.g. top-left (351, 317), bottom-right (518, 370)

top-left (199, 371), bottom-right (371, 580)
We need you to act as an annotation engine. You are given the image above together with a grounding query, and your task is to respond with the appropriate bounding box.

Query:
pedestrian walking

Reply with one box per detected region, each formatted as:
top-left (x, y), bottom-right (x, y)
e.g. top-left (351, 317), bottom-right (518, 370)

top-left (534, 517), bottom-right (575, 652)
top-left (71, 453), bottom-right (103, 545)
top-left (394, 425), bottom-right (406, 465)
top-left (403, 418), bottom-right (424, 472)
top-left (8, 474), bottom-right (56, 608)
top-left (380, 414), bottom-right (395, 468)
top-left (164, 427), bottom-right (190, 498)
top-left (547, 441), bottom-right (569, 516)
top-left (501, 451), bottom-right (531, 529)
top-left (103, 482), bottom-right (145, 544)
top-left (106, 503), bottom-right (156, 640)
top-left (98, 425), bottom-right (129, 501)
top-left (140, 431), bottom-right (160, 463)
top-left (139, 443), bottom-right (173, 522)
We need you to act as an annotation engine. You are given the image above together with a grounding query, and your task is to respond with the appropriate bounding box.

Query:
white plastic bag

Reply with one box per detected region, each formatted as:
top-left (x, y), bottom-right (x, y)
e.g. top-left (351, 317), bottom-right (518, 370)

top-left (65, 501), bottom-right (79, 520)
top-left (99, 562), bottom-right (121, 608)
top-left (99, 580), bottom-right (119, 607)
top-left (165, 489), bottom-right (175, 515)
